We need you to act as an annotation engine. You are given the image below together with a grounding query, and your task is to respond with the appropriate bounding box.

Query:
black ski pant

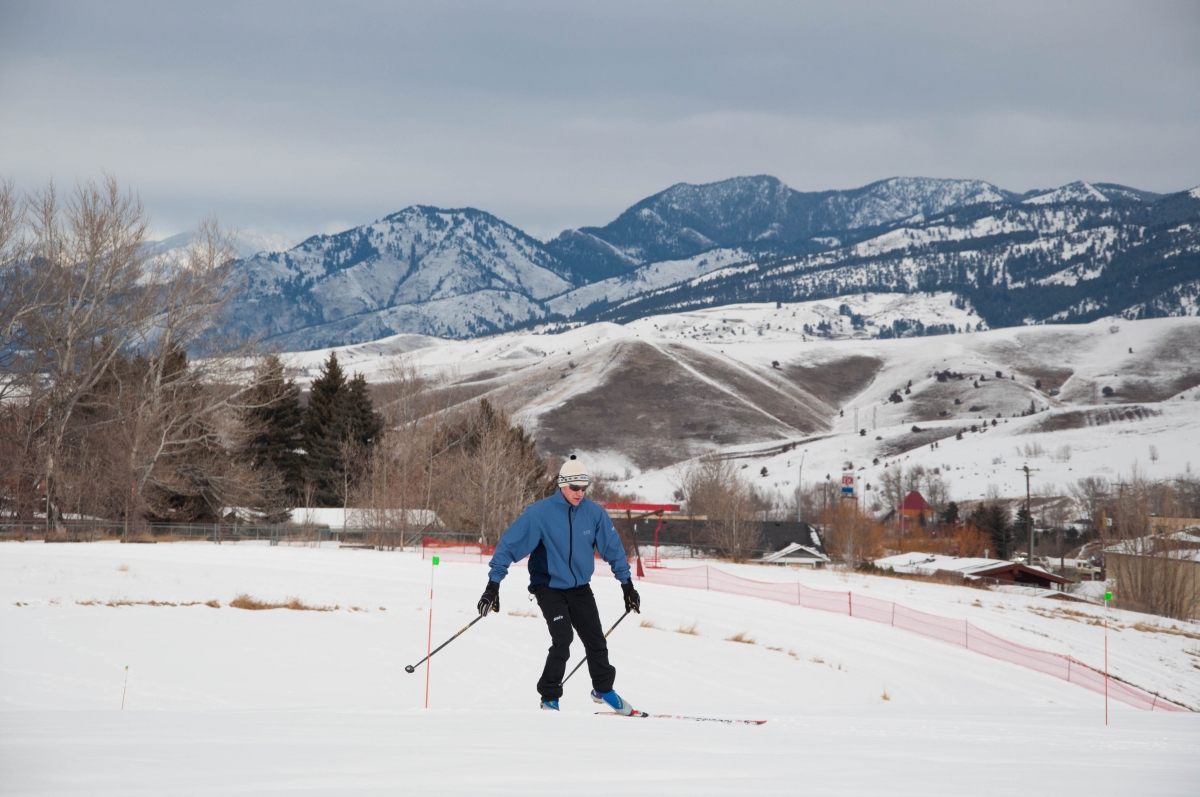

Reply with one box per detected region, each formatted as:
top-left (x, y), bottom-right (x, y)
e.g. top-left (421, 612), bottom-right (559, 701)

top-left (533, 584), bottom-right (615, 701)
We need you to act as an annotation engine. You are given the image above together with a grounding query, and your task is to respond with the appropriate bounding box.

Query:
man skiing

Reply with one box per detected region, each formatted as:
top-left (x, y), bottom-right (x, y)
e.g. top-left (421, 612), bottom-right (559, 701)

top-left (477, 455), bottom-right (641, 714)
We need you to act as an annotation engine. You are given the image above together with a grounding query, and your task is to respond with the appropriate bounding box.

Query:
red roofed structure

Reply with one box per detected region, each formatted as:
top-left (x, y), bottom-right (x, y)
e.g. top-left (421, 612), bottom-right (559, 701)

top-left (896, 491), bottom-right (931, 519)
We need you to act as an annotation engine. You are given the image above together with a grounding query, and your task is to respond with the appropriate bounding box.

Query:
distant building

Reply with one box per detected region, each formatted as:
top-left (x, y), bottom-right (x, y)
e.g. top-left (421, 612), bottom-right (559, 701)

top-left (288, 507), bottom-right (439, 530)
top-left (1104, 529), bottom-right (1200, 620)
top-left (881, 491), bottom-right (932, 524)
top-left (874, 552), bottom-right (1073, 591)
top-left (758, 521), bottom-right (830, 568)
top-left (897, 491), bottom-right (931, 518)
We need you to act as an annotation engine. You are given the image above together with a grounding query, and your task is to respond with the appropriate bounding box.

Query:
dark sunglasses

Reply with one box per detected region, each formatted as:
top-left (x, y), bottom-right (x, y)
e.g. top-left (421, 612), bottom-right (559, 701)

top-left (567, 484), bottom-right (588, 493)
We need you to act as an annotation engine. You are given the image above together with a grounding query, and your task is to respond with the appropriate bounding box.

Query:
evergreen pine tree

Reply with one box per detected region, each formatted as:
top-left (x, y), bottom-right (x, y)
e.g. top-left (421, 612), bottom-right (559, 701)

top-left (969, 502), bottom-right (1011, 559)
top-left (241, 355), bottom-right (304, 502)
top-left (302, 352), bottom-right (347, 505)
top-left (342, 373), bottom-right (384, 446)
top-left (301, 352), bottom-right (383, 506)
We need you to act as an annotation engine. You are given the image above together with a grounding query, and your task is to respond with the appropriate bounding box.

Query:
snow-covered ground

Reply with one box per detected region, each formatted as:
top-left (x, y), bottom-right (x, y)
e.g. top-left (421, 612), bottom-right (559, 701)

top-left (2, 542), bottom-right (1197, 795)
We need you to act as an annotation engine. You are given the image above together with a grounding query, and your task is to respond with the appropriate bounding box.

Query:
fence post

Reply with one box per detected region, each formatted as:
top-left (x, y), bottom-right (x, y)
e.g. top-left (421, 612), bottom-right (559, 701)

top-left (964, 620), bottom-right (969, 648)
top-left (891, 602), bottom-right (895, 626)
top-left (706, 567), bottom-right (710, 591)
top-left (848, 592), bottom-right (853, 617)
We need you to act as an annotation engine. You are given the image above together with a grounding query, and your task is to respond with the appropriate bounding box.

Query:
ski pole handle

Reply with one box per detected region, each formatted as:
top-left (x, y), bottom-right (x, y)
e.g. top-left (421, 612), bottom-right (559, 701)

top-left (405, 614), bottom-right (484, 673)
top-left (562, 609), bottom-right (631, 686)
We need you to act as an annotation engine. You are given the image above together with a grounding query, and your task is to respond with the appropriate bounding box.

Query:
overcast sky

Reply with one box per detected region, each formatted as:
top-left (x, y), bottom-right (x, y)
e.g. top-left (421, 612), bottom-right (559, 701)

top-left (2, 1), bottom-right (1198, 242)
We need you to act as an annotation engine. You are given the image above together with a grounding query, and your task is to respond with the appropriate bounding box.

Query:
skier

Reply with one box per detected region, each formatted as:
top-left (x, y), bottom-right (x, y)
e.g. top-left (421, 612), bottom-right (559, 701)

top-left (477, 455), bottom-right (641, 714)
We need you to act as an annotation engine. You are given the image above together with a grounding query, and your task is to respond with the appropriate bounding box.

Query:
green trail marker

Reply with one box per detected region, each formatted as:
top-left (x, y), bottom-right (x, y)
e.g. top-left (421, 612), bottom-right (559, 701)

top-left (1104, 591), bottom-right (1112, 601)
top-left (432, 556), bottom-right (440, 566)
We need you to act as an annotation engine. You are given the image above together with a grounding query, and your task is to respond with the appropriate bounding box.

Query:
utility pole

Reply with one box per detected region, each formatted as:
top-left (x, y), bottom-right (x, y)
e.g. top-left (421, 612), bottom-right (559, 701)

top-left (797, 450), bottom-right (806, 524)
top-left (1019, 465), bottom-right (1039, 565)
top-left (824, 474), bottom-right (830, 521)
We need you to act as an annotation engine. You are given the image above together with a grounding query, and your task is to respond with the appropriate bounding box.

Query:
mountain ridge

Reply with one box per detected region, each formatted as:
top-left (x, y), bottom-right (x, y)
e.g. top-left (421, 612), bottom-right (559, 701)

top-left (223, 176), bottom-right (1198, 350)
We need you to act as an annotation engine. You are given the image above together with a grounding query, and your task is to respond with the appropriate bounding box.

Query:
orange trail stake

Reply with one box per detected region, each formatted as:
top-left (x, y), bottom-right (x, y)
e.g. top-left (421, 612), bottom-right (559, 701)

top-left (425, 556), bottom-right (439, 707)
top-left (1104, 589), bottom-right (1112, 726)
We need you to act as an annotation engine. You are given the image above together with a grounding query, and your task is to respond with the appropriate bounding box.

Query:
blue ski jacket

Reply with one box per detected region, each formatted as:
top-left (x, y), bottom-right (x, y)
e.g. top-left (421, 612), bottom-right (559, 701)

top-left (488, 491), bottom-right (631, 590)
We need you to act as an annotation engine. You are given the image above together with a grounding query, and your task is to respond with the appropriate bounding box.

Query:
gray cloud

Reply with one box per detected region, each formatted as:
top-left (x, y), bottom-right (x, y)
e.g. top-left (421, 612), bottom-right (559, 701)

top-left (2, 1), bottom-right (1198, 240)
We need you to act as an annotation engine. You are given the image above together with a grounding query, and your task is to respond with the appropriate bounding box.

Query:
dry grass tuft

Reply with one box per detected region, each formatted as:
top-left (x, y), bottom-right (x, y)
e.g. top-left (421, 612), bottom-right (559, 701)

top-left (1028, 606), bottom-right (1104, 626)
top-left (788, 649), bottom-right (799, 659)
top-left (116, 563), bottom-right (129, 572)
top-left (638, 619), bottom-right (660, 629)
top-left (675, 621), bottom-right (700, 636)
top-left (882, 688), bottom-right (891, 701)
top-left (379, 607), bottom-right (386, 611)
top-left (766, 645), bottom-right (783, 652)
top-left (76, 599), bottom-right (217, 608)
top-left (507, 608), bottom-right (540, 618)
top-left (725, 631), bottom-right (756, 645)
top-left (1131, 621), bottom-right (1200, 640)
top-left (811, 655), bottom-right (825, 664)
top-left (230, 594), bottom-right (335, 612)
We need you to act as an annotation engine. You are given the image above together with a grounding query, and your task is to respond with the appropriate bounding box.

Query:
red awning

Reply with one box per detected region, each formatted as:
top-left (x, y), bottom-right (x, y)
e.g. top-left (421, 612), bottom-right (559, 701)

top-left (601, 503), bottom-right (681, 512)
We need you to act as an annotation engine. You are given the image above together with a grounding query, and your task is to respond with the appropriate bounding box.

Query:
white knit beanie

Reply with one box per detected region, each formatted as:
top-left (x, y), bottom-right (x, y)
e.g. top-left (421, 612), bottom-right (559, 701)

top-left (558, 455), bottom-right (590, 486)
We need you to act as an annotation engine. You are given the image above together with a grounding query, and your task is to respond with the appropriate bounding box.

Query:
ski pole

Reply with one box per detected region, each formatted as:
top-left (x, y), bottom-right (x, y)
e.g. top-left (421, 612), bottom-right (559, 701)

top-left (562, 609), bottom-right (631, 687)
top-left (121, 665), bottom-right (129, 710)
top-left (405, 614), bottom-right (485, 674)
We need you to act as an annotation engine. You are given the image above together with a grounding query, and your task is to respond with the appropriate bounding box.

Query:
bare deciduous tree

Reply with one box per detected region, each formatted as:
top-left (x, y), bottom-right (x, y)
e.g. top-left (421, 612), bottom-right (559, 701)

top-left (679, 456), bottom-right (763, 562)
top-left (1105, 468), bottom-right (1198, 619)
top-left (0, 177), bottom-right (253, 531)
top-left (1070, 476), bottom-right (1111, 533)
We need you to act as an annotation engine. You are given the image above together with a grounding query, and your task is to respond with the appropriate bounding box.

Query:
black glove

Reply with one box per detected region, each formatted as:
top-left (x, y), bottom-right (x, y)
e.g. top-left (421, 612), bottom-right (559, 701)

top-left (622, 580), bottom-right (641, 614)
top-left (477, 581), bottom-right (500, 616)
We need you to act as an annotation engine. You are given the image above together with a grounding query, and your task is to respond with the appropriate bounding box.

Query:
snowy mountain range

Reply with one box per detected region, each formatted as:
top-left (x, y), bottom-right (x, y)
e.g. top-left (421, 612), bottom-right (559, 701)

top-left (222, 176), bottom-right (1198, 350)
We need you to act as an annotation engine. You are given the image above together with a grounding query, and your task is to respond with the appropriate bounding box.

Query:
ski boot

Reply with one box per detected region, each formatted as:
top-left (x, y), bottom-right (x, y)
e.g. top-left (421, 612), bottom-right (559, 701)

top-left (591, 689), bottom-right (633, 716)
top-left (540, 699), bottom-right (560, 711)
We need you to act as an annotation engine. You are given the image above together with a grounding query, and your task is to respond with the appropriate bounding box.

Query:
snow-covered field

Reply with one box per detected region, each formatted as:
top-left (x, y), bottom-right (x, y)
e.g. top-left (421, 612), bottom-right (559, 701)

top-left (3, 541), bottom-right (1197, 795)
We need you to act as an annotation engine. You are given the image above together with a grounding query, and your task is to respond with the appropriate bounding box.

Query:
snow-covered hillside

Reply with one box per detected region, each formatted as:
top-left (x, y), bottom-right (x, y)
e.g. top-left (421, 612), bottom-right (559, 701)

top-left (1023, 180), bottom-right (1112, 205)
top-left (285, 306), bottom-right (1200, 506)
top-left (2, 543), bottom-right (1196, 795)
top-left (545, 247), bottom-right (750, 317)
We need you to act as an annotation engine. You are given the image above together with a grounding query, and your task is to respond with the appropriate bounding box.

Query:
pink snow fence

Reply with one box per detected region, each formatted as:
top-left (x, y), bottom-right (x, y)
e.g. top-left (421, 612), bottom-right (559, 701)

top-left (637, 562), bottom-right (1189, 713)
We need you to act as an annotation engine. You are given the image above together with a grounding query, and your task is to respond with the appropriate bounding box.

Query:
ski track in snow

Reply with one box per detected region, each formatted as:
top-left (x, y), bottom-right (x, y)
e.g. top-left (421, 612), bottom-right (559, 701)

top-left (2, 543), bottom-right (1198, 795)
